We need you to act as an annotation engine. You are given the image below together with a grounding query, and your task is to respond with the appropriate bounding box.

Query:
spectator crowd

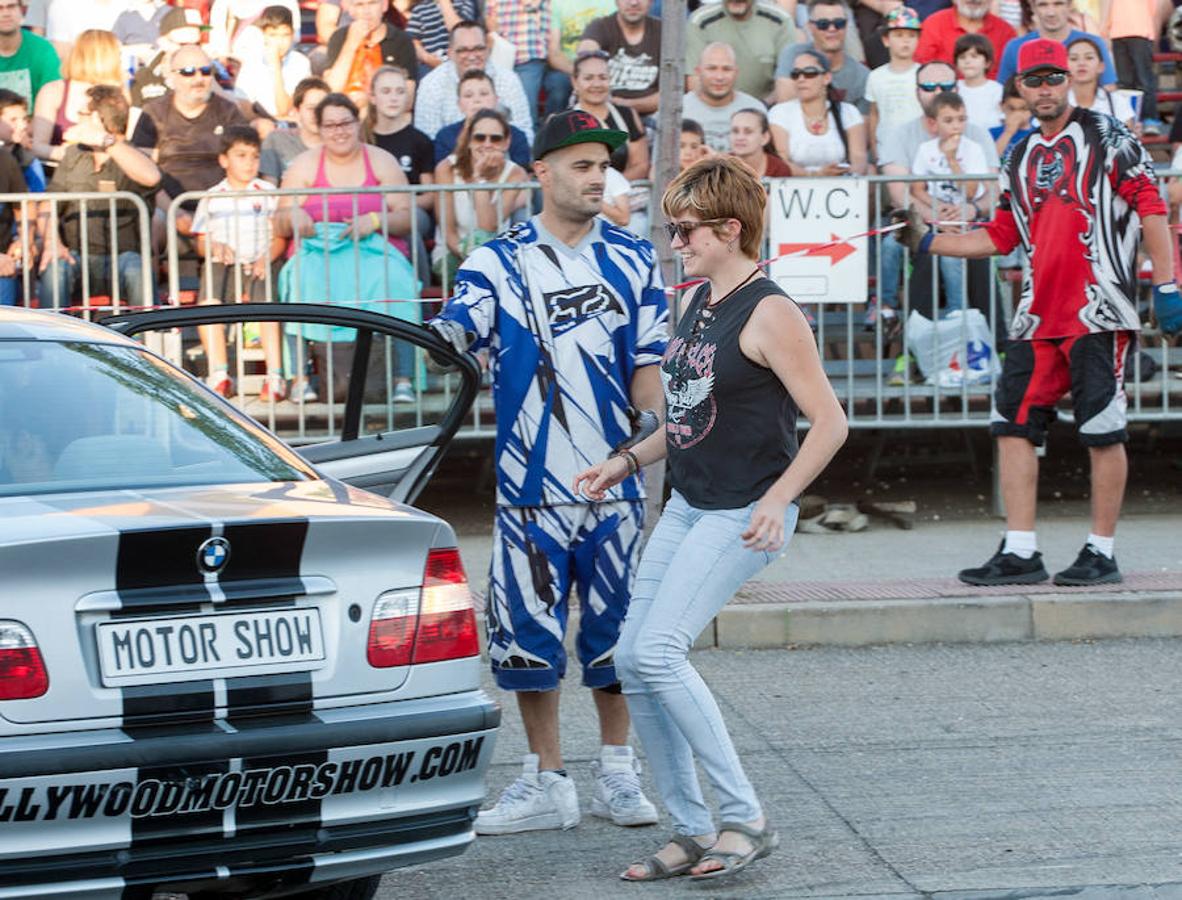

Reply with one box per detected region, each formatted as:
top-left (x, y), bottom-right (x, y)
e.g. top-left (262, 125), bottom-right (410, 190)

top-left (0, 0), bottom-right (1175, 392)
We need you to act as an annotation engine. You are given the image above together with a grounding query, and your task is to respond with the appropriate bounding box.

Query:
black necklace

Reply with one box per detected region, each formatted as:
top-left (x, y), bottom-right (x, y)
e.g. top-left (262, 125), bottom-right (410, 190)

top-left (691, 268), bottom-right (762, 339)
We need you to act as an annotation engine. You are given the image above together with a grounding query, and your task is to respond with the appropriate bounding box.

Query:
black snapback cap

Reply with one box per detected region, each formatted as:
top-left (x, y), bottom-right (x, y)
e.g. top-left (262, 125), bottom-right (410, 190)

top-left (532, 110), bottom-right (628, 160)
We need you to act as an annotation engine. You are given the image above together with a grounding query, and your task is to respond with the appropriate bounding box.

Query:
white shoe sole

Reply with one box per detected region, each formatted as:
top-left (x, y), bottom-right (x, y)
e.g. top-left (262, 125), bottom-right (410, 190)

top-left (474, 811), bottom-right (580, 835)
top-left (590, 796), bottom-right (659, 827)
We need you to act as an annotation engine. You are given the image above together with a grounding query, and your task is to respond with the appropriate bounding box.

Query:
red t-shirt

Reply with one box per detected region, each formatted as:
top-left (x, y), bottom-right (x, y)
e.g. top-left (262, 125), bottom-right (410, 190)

top-left (984, 107), bottom-right (1166, 340)
top-left (915, 9), bottom-right (1016, 81)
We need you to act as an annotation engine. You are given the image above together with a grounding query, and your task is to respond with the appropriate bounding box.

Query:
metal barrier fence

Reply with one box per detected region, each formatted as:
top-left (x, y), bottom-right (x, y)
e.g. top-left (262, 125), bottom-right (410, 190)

top-left (79, 172), bottom-right (1182, 445)
top-left (0, 190), bottom-right (153, 314)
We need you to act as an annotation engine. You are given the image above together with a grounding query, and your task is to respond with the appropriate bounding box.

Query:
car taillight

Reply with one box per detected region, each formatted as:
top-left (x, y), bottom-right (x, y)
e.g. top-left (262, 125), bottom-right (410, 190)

top-left (367, 548), bottom-right (480, 668)
top-left (0, 621), bottom-right (48, 701)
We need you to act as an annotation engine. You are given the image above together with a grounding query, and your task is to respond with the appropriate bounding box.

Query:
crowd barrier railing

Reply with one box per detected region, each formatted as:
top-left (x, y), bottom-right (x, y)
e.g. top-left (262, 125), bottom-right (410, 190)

top-left (0, 190), bottom-right (153, 315)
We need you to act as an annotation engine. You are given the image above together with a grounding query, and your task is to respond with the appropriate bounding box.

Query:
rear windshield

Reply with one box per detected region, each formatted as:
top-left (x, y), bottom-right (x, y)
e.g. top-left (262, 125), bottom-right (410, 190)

top-left (0, 340), bottom-right (311, 496)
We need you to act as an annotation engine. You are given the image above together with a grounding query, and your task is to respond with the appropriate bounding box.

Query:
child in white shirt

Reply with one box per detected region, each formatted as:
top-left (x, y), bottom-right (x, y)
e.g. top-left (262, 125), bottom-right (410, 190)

top-left (864, 5), bottom-right (924, 162)
top-left (955, 33), bottom-right (1002, 132)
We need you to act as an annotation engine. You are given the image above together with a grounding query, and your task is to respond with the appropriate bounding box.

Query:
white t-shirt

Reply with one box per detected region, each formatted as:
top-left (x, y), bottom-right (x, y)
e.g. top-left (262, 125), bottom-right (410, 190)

top-left (681, 90), bottom-right (766, 153)
top-left (864, 63), bottom-right (923, 138)
top-left (912, 136), bottom-right (988, 203)
top-left (958, 80), bottom-right (1004, 132)
top-left (1068, 88), bottom-right (1136, 125)
top-left (46, 0), bottom-right (131, 43)
top-left (190, 177), bottom-right (277, 264)
top-left (231, 29), bottom-right (312, 116)
top-left (768, 99), bottom-right (863, 169)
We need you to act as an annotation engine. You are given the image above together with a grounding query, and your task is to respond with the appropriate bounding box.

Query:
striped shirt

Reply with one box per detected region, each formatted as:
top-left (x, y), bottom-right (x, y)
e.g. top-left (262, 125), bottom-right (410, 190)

top-left (406, 0), bottom-right (479, 58)
top-left (487, 0), bottom-right (550, 65)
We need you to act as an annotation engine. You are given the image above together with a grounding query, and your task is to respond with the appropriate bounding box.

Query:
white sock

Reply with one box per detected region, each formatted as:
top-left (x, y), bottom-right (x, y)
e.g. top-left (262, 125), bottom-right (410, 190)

top-left (1087, 533), bottom-right (1115, 558)
top-left (1003, 530), bottom-right (1037, 559)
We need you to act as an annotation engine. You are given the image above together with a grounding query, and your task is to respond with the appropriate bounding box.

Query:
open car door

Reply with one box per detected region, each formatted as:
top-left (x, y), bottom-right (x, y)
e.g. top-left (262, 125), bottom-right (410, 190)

top-left (103, 303), bottom-right (481, 505)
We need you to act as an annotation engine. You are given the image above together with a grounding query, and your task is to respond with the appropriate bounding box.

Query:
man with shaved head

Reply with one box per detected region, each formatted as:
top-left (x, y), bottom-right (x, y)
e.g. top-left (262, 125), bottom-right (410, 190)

top-left (682, 42), bottom-right (765, 152)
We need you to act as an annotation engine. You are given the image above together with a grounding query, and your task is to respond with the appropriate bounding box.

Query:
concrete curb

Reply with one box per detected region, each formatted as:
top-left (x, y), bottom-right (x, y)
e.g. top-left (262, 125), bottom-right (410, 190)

top-left (711, 590), bottom-right (1182, 648)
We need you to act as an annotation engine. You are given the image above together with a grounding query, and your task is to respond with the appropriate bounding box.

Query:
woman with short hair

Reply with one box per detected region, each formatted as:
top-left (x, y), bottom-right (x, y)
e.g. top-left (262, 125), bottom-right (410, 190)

top-left (574, 156), bottom-right (848, 884)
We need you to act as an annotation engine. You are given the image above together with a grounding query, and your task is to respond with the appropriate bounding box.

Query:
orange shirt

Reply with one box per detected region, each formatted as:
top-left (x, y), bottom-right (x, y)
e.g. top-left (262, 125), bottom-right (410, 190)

top-left (1105, 0), bottom-right (1157, 41)
top-left (345, 42), bottom-right (384, 95)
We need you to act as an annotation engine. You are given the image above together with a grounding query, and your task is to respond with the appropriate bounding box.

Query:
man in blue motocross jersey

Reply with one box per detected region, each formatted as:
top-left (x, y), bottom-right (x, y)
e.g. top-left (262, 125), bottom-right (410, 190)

top-left (430, 109), bottom-right (668, 835)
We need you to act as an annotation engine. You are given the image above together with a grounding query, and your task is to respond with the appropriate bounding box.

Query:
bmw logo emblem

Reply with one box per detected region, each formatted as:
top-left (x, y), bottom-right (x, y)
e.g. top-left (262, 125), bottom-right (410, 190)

top-left (197, 537), bottom-right (231, 574)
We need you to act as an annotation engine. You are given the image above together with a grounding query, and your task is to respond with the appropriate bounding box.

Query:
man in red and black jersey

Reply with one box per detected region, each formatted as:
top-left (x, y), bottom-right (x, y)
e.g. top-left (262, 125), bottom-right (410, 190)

top-left (894, 38), bottom-right (1182, 587)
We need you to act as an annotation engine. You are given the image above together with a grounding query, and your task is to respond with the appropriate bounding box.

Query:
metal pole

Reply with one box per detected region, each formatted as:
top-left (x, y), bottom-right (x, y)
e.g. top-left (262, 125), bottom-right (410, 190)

top-left (652, 0), bottom-right (685, 286)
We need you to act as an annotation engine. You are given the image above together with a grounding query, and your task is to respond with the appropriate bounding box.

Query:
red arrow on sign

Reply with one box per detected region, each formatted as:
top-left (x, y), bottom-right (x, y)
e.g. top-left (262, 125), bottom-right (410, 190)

top-left (777, 234), bottom-right (857, 265)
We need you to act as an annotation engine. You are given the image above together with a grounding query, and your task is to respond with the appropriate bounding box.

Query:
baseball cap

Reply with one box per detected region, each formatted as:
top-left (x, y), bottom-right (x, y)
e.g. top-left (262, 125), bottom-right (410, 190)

top-left (1017, 38), bottom-right (1069, 76)
top-left (160, 7), bottom-right (204, 37)
top-left (883, 6), bottom-right (921, 31)
top-left (532, 110), bottom-right (628, 161)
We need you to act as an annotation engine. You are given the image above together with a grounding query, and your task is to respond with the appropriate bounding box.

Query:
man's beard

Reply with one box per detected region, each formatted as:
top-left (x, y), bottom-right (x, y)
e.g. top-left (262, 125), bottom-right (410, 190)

top-left (956, 2), bottom-right (988, 20)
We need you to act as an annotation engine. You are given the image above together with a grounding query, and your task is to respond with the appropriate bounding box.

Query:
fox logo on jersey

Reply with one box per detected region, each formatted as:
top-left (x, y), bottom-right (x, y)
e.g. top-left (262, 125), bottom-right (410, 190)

top-left (544, 284), bottom-right (624, 333)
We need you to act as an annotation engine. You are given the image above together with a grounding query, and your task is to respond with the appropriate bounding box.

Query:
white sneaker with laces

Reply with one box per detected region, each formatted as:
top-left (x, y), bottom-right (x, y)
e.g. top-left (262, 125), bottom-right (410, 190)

top-left (474, 753), bottom-right (580, 835)
top-left (590, 745), bottom-right (659, 827)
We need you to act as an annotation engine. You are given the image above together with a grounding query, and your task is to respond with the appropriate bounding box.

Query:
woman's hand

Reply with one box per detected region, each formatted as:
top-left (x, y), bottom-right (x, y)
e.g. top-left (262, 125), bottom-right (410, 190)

top-left (474, 146), bottom-right (506, 182)
top-left (572, 456), bottom-right (631, 501)
top-left (288, 207), bottom-right (317, 238)
top-left (819, 162), bottom-right (848, 177)
top-left (341, 212), bottom-right (379, 241)
top-left (742, 492), bottom-right (790, 553)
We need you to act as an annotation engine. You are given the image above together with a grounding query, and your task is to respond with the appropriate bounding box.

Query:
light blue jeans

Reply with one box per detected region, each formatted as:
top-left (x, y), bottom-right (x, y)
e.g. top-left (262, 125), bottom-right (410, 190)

top-left (615, 489), bottom-right (799, 836)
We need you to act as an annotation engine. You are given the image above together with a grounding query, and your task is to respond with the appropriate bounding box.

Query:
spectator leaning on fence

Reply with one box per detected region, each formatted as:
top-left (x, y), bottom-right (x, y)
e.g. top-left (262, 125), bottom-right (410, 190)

top-left (915, 0), bottom-right (1016, 80)
top-left (577, 0), bottom-right (661, 118)
top-left (260, 77), bottom-right (328, 186)
top-left (894, 37), bottom-right (1181, 588)
top-left (682, 42), bottom-right (765, 154)
top-left (775, 0), bottom-right (870, 113)
top-left (769, 49), bottom-right (868, 175)
top-left (686, 0), bottom-right (796, 104)
top-left (31, 29), bottom-right (123, 167)
top-left (190, 125), bottom-right (286, 401)
top-left (0, 0), bottom-right (61, 111)
top-left (864, 6), bottom-right (924, 161)
top-left (414, 19), bottom-right (534, 140)
top-left (433, 69), bottom-right (532, 168)
top-left (324, 0), bottom-right (418, 111)
top-left (37, 85), bottom-right (160, 311)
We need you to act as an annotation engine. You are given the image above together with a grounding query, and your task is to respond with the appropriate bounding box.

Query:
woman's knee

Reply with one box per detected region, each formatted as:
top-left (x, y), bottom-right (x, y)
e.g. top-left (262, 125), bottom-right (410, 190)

top-left (619, 636), bottom-right (686, 687)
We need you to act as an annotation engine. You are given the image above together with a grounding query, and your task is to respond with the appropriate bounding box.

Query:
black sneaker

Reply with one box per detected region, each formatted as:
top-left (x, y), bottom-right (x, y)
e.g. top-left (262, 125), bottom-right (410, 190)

top-left (958, 541), bottom-right (1049, 586)
top-left (1053, 545), bottom-right (1122, 586)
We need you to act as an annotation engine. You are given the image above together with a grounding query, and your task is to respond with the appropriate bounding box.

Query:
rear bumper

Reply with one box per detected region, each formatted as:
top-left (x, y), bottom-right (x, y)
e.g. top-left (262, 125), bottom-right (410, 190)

top-left (0, 691), bottom-right (500, 897)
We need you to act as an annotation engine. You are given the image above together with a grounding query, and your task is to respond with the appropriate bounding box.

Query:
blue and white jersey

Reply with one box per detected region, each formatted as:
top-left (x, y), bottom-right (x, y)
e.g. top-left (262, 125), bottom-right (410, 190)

top-left (433, 216), bottom-right (668, 508)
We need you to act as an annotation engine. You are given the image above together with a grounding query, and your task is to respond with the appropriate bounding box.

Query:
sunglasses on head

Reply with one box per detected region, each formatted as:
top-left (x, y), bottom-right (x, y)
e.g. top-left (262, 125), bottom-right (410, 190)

top-left (1021, 70), bottom-right (1068, 88)
top-left (790, 66), bottom-right (824, 80)
top-left (918, 80), bottom-right (957, 92)
top-left (810, 17), bottom-right (847, 30)
top-left (471, 132), bottom-right (505, 143)
top-left (174, 64), bottom-right (213, 77)
top-left (663, 218), bottom-right (728, 243)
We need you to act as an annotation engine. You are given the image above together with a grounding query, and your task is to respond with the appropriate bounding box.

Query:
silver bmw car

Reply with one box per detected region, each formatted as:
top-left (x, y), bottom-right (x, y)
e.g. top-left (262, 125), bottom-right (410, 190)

top-left (0, 305), bottom-right (497, 899)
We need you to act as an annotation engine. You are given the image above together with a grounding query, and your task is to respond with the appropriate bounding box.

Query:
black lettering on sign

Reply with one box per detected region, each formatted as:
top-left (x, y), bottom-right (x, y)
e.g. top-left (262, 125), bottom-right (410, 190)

top-left (333, 759), bottom-right (361, 795)
top-left (825, 188), bottom-right (851, 219)
top-left (458, 737), bottom-right (483, 772)
top-left (253, 617), bottom-right (274, 657)
top-left (112, 630), bottom-right (133, 671)
top-left (235, 620), bottom-right (253, 659)
top-left (0, 787), bottom-right (9, 822)
top-left (418, 745), bottom-right (443, 781)
top-left (262, 766), bottom-right (292, 805)
top-left (288, 763), bottom-right (316, 802)
top-left (155, 625), bottom-right (175, 665)
top-left (178, 624), bottom-right (198, 664)
top-left (13, 787), bottom-right (40, 821)
top-left (381, 751), bottom-right (414, 787)
top-left (778, 188), bottom-right (814, 219)
top-left (103, 782), bottom-right (131, 817)
top-left (181, 774), bottom-right (218, 813)
top-left (310, 762), bottom-right (337, 799)
top-left (200, 622), bottom-right (220, 662)
top-left (43, 785), bottom-right (72, 821)
top-left (238, 770), bottom-right (267, 807)
top-left (294, 616), bottom-right (313, 654)
top-left (134, 629), bottom-right (156, 669)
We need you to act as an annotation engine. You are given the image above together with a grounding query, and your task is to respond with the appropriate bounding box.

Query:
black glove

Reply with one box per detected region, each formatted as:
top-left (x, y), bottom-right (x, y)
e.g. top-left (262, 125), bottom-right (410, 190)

top-left (889, 207), bottom-right (932, 255)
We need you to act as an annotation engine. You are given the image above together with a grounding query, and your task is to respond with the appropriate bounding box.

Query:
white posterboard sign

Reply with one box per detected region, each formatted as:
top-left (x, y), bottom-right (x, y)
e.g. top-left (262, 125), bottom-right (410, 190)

top-left (767, 177), bottom-right (868, 303)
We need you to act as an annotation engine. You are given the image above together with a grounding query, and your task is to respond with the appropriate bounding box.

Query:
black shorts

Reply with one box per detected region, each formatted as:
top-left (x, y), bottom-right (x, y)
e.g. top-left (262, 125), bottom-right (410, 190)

top-left (199, 261), bottom-right (275, 304)
top-left (990, 331), bottom-right (1134, 447)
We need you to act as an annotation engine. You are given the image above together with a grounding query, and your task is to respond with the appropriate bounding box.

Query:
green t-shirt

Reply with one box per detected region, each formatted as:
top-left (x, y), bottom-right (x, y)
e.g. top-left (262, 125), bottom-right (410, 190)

top-left (0, 31), bottom-right (61, 104)
top-left (552, 0), bottom-right (616, 59)
top-left (685, 2), bottom-right (795, 100)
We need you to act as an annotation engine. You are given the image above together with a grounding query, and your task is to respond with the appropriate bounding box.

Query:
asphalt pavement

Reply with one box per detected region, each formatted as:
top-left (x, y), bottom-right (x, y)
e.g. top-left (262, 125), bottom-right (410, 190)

top-left (388, 638), bottom-right (1182, 900)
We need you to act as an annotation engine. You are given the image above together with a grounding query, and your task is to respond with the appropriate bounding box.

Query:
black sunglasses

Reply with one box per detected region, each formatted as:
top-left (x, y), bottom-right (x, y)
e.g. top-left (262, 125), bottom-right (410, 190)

top-left (810, 17), bottom-right (847, 30)
top-left (575, 49), bottom-right (610, 62)
top-left (1021, 71), bottom-right (1068, 88)
top-left (471, 132), bottom-right (506, 143)
top-left (918, 80), bottom-right (957, 92)
top-left (664, 218), bottom-right (728, 243)
top-left (790, 67), bottom-right (824, 80)
top-left (174, 65), bottom-right (213, 77)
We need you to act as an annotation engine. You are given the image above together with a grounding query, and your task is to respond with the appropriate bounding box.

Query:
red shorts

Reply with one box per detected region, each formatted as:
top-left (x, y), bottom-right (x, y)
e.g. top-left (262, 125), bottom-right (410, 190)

top-left (990, 331), bottom-right (1134, 447)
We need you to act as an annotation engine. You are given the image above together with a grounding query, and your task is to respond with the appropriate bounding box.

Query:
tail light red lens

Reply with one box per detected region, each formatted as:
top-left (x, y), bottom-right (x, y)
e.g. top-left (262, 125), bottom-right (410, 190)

top-left (0, 621), bottom-right (49, 701)
top-left (367, 548), bottom-right (480, 669)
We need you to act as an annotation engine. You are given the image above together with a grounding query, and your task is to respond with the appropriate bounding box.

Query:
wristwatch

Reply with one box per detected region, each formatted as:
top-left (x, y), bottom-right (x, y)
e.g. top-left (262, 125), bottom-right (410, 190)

top-left (100, 133), bottom-right (117, 150)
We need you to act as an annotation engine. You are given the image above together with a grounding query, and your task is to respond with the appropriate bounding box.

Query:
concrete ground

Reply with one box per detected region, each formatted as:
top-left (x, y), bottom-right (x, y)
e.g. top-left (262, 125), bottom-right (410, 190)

top-left (389, 638), bottom-right (1182, 900)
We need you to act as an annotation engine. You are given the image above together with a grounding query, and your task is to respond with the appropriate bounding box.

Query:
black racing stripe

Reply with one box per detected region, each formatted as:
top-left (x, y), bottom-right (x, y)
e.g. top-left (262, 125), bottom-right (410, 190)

top-left (122, 681), bottom-right (216, 727)
top-left (226, 672), bottom-right (314, 722)
top-left (233, 748), bottom-right (328, 835)
top-left (127, 758), bottom-right (230, 858)
top-left (218, 521), bottom-right (309, 582)
top-left (116, 526), bottom-right (212, 592)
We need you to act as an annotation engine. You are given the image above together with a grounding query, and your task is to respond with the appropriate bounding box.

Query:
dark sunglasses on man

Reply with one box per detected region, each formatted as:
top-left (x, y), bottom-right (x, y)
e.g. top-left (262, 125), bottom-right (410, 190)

top-left (810, 17), bottom-right (846, 30)
top-left (174, 65), bottom-right (213, 77)
top-left (918, 80), bottom-right (957, 92)
top-left (1021, 71), bottom-right (1068, 88)
top-left (790, 67), bottom-right (824, 80)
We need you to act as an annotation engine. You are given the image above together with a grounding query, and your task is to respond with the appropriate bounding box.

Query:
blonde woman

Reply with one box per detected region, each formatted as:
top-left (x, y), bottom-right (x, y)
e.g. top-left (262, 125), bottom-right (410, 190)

top-left (32, 29), bottom-right (125, 164)
top-left (574, 156), bottom-right (848, 883)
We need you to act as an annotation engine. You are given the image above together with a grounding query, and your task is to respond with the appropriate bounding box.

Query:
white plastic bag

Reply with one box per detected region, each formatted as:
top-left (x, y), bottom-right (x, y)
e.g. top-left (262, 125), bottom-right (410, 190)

top-left (905, 309), bottom-right (999, 387)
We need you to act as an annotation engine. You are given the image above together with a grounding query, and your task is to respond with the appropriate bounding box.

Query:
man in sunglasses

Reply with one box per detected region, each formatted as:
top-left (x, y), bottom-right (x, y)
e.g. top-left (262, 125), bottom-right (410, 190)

top-left (774, 0), bottom-right (869, 112)
top-left (428, 109), bottom-right (667, 836)
top-left (686, 0), bottom-right (795, 104)
top-left (894, 38), bottom-right (1181, 587)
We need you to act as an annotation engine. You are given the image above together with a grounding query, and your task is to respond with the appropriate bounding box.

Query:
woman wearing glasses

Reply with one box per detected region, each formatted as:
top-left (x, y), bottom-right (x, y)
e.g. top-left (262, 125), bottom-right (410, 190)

top-left (569, 49), bottom-right (649, 181)
top-left (768, 50), bottom-right (867, 176)
top-left (574, 156), bottom-right (848, 883)
top-left (432, 108), bottom-right (528, 284)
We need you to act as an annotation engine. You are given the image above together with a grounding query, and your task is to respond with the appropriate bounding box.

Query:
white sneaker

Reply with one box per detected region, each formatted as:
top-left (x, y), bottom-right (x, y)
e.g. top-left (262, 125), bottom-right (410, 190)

top-left (590, 745), bottom-right (659, 827)
top-left (474, 753), bottom-right (580, 835)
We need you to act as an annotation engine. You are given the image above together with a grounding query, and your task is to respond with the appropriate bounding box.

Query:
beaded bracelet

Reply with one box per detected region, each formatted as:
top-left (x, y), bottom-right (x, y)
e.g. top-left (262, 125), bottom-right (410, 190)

top-left (615, 449), bottom-right (639, 476)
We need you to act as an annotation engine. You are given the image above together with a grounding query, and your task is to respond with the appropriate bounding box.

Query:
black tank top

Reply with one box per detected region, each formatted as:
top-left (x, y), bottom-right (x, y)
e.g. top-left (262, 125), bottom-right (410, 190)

top-left (662, 277), bottom-right (799, 510)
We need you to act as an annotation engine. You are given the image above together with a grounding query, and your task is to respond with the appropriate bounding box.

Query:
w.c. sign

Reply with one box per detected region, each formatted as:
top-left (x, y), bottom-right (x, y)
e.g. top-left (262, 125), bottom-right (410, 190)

top-left (767, 178), bottom-right (868, 304)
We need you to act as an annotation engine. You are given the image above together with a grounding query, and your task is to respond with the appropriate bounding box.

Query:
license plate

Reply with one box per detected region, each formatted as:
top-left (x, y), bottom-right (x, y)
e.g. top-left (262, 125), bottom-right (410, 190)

top-left (98, 609), bottom-right (325, 684)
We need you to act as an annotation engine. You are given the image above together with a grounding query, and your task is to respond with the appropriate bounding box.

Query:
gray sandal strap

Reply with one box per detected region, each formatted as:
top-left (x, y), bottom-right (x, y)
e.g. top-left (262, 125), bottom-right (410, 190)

top-left (668, 833), bottom-right (707, 862)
